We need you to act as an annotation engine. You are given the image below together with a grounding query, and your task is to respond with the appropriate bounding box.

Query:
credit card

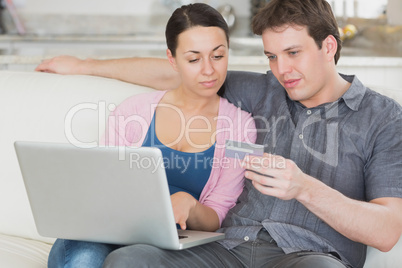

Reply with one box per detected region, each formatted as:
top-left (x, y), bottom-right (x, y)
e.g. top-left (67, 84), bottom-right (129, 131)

top-left (225, 140), bottom-right (264, 160)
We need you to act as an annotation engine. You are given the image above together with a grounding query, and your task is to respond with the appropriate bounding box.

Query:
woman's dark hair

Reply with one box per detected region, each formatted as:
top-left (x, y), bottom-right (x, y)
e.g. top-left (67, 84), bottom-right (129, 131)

top-left (165, 3), bottom-right (229, 57)
top-left (252, 0), bottom-right (342, 64)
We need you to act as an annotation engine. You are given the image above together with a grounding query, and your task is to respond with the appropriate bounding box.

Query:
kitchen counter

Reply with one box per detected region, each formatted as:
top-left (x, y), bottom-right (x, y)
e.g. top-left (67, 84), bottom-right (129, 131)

top-left (1, 30), bottom-right (401, 65)
top-left (1, 32), bottom-right (401, 59)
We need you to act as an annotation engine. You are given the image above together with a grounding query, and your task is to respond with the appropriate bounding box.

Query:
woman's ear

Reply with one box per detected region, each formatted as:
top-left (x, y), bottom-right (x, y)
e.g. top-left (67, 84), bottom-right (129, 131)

top-left (323, 35), bottom-right (337, 62)
top-left (166, 49), bottom-right (178, 71)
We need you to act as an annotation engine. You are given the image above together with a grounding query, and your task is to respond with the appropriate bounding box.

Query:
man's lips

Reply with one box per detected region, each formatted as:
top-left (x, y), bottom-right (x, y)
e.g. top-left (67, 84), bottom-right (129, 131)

top-left (283, 78), bottom-right (301, 88)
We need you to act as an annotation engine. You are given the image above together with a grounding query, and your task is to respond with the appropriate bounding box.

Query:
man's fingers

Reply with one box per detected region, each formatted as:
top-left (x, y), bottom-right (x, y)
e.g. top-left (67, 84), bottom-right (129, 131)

top-left (243, 154), bottom-right (287, 172)
top-left (35, 60), bottom-right (52, 72)
top-left (245, 169), bottom-right (277, 187)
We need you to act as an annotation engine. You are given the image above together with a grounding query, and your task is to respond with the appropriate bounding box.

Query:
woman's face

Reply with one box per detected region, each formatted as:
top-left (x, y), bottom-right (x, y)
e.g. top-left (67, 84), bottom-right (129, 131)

top-left (167, 26), bottom-right (229, 97)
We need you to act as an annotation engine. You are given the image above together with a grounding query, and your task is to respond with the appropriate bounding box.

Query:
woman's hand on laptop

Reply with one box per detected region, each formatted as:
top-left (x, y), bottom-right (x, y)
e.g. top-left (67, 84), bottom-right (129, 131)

top-left (171, 192), bottom-right (220, 232)
top-left (170, 192), bottom-right (197, 230)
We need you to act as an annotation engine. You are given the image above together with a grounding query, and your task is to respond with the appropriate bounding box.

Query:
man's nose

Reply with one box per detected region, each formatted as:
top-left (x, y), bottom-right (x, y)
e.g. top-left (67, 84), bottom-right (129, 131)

top-left (277, 57), bottom-right (292, 75)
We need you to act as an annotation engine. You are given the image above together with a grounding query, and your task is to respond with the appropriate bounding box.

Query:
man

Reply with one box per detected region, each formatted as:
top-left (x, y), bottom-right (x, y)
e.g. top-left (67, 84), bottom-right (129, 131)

top-left (36, 0), bottom-right (402, 267)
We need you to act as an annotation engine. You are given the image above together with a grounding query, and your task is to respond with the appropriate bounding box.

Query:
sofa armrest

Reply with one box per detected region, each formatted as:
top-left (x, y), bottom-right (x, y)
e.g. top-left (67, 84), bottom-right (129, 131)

top-left (0, 71), bottom-right (154, 243)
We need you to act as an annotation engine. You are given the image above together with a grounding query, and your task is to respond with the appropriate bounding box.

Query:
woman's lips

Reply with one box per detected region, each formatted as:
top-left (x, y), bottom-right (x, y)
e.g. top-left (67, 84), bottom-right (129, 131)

top-left (200, 80), bottom-right (217, 88)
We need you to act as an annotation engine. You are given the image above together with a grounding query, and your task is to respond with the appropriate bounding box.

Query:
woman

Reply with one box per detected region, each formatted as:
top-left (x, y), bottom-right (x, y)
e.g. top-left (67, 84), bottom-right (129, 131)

top-left (48, 3), bottom-right (256, 268)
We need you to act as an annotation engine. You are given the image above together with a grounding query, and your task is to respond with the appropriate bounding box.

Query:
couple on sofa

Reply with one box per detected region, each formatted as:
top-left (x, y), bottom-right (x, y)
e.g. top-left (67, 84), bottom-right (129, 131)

top-left (36, 1), bottom-right (402, 268)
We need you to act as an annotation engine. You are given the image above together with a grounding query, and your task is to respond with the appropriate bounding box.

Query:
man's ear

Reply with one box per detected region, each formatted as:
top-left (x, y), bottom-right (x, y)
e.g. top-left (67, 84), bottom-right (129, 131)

top-left (323, 35), bottom-right (338, 62)
top-left (166, 49), bottom-right (178, 71)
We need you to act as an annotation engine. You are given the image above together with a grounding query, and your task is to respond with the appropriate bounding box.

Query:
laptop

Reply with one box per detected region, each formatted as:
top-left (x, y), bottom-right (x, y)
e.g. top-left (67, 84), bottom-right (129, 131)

top-left (14, 141), bottom-right (224, 250)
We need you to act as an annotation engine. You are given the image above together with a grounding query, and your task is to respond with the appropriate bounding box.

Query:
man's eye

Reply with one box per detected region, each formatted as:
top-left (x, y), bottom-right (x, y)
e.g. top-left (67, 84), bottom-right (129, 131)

top-left (267, 55), bottom-right (276, 61)
top-left (189, 59), bottom-right (199, 63)
top-left (289, 51), bottom-right (299, 56)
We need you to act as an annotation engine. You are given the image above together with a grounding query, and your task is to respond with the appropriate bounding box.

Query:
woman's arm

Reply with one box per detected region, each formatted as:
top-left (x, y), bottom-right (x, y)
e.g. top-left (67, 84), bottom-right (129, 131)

top-left (35, 56), bottom-right (181, 90)
top-left (171, 192), bottom-right (220, 232)
top-left (199, 108), bottom-right (258, 227)
top-left (172, 109), bottom-right (258, 232)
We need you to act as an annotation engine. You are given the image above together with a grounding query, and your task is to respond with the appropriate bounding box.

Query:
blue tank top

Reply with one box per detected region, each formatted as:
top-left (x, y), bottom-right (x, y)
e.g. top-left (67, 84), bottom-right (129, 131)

top-left (142, 114), bottom-right (215, 200)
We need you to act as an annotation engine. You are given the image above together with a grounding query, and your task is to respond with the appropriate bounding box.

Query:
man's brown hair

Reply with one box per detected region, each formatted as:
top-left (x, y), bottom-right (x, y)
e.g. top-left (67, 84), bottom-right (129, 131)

top-left (252, 0), bottom-right (342, 64)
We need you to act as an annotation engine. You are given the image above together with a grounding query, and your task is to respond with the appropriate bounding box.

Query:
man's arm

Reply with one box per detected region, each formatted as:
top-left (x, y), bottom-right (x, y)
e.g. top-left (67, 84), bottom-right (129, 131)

top-left (35, 56), bottom-right (181, 90)
top-left (243, 154), bottom-right (402, 252)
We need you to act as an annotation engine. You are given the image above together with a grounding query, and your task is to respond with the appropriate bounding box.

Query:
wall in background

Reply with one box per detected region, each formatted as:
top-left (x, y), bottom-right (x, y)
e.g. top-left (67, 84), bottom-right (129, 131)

top-left (330, 0), bottom-right (388, 19)
top-left (12, 0), bottom-right (389, 19)
top-left (12, 0), bottom-right (251, 17)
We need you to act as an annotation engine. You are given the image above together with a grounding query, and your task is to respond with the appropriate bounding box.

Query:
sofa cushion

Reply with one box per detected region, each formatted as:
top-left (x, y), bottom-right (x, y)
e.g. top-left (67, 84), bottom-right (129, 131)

top-left (0, 233), bottom-right (52, 268)
top-left (364, 235), bottom-right (402, 268)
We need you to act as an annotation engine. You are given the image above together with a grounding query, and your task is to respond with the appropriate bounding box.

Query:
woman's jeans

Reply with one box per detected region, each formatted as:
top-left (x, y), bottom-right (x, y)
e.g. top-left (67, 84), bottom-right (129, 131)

top-left (48, 239), bottom-right (122, 268)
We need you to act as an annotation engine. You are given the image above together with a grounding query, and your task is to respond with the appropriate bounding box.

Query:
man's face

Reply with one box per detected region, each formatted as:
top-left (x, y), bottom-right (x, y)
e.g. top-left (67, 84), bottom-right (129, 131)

top-left (262, 25), bottom-right (333, 108)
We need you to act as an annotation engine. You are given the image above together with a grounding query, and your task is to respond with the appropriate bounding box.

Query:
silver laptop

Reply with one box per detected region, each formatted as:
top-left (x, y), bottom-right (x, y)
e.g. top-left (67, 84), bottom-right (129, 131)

top-left (14, 141), bottom-right (224, 250)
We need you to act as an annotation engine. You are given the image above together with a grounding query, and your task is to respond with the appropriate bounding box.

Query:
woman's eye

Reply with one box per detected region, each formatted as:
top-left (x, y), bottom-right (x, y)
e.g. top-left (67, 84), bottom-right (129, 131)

top-left (213, 55), bottom-right (224, 60)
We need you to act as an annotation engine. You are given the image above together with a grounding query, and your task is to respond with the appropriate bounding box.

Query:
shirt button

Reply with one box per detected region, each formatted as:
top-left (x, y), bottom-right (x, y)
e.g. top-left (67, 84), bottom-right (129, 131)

top-left (244, 236), bottom-right (249, 241)
top-left (307, 110), bottom-right (312, 115)
top-left (299, 134), bottom-right (304, 140)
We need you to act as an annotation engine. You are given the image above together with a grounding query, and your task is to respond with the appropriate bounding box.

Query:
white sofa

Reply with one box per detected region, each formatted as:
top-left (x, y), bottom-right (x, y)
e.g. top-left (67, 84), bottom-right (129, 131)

top-left (0, 70), bottom-right (401, 267)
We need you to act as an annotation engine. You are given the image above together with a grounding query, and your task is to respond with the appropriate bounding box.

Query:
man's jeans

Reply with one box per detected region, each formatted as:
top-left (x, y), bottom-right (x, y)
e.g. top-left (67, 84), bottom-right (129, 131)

top-left (103, 230), bottom-right (348, 268)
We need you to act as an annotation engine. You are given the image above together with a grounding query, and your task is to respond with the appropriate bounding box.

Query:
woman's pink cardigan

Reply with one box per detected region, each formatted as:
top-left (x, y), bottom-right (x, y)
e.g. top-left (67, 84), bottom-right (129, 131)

top-left (103, 91), bottom-right (257, 226)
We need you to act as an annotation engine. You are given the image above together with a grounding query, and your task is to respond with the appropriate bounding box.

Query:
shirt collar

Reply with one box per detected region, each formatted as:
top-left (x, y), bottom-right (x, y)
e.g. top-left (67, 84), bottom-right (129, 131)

top-left (339, 73), bottom-right (367, 112)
